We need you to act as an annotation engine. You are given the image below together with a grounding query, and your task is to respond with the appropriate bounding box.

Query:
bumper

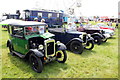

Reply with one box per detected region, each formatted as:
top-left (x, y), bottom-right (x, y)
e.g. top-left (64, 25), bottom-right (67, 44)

top-left (103, 33), bottom-right (115, 38)
top-left (103, 34), bottom-right (111, 38)
top-left (44, 56), bottom-right (56, 64)
top-left (110, 33), bottom-right (115, 36)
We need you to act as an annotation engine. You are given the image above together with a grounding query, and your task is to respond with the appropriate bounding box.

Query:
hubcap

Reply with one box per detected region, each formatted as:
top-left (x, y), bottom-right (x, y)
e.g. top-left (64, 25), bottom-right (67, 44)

top-left (95, 39), bottom-right (98, 43)
top-left (72, 44), bottom-right (80, 52)
top-left (31, 57), bottom-right (38, 70)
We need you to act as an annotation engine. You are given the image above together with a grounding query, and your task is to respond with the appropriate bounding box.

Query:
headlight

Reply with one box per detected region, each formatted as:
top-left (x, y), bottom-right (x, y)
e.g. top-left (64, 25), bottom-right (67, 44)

top-left (87, 34), bottom-right (91, 37)
top-left (38, 44), bottom-right (44, 50)
top-left (79, 35), bottom-right (83, 39)
top-left (56, 41), bottom-right (61, 45)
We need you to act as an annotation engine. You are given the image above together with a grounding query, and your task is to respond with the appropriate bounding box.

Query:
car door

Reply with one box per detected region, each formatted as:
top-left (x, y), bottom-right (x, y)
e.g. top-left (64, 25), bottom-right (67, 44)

top-left (12, 26), bottom-right (28, 54)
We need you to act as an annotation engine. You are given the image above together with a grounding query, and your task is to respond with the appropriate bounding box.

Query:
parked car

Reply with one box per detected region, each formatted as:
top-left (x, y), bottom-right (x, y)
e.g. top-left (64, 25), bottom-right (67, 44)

top-left (48, 28), bottom-right (94, 54)
top-left (102, 29), bottom-right (115, 38)
top-left (93, 25), bottom-right (115, 38)
top-left (96, 23), bottom-right (115, 31)
top-left (77, 25), bottom-right (108, 45)
top-left (6, 19), bottom-right (67, 73)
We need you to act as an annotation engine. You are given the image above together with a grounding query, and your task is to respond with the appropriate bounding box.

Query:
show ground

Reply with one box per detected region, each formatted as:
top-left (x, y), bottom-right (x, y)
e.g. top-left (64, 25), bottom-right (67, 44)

top-left (0, 22), bottom-right (119, 78)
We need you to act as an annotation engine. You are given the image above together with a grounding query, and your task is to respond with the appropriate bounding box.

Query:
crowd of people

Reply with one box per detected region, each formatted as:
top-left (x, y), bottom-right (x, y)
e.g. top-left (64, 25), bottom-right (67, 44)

top-left (32, 17), bottom-right (118, 33)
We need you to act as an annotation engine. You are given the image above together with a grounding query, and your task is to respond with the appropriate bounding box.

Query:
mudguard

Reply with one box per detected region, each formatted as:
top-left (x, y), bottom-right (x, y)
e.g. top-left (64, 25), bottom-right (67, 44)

top-left (7, 39), bottom-right (12, 47)
top-left (56, 43), bottom-right (67, 51)
top-left (87, 37), bottom-right (94, 42)
top-left (67, 38), bottom-right (84, 46)
top-left (91, 33), bottom-right (104, 39)
top-left (29, 49), bottom-right (44, 57)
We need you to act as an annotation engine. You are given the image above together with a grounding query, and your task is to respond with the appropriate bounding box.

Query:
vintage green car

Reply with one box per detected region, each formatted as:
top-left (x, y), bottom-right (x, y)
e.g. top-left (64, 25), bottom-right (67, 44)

top-left (6, 19), bottom-right (67, 73)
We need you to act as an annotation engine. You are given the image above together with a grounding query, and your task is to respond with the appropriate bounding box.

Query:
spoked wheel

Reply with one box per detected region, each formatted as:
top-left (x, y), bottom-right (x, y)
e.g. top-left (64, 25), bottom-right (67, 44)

top-left (84, 40), bottom-right (94, 50)
top-left (70, 41), bottom-right (84, 54)
top-left (29, 53), bottom-right (43, 73)
top-left (8, 44), bottom-right (15, 56)
top-left (56, 50), bottom-right (67, 63)
top-left (93, 36), bottom-right (102, 45)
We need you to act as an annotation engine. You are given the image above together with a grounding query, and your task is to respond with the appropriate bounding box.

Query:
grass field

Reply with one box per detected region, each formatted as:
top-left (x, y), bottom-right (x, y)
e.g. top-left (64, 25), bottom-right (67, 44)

top-left (0, 22), bottom-right (119, 78)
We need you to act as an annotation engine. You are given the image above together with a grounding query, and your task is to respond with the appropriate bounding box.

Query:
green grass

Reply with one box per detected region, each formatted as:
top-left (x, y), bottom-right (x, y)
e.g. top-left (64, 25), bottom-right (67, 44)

top-left (0, 22), bottom-right (118, 78)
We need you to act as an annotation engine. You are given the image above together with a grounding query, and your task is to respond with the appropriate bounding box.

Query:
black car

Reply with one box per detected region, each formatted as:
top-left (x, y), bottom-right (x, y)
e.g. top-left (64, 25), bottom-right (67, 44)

top-left (77, 27), bottom-right (108, 45)
top-left (48, 28), bottom-right (94, 54)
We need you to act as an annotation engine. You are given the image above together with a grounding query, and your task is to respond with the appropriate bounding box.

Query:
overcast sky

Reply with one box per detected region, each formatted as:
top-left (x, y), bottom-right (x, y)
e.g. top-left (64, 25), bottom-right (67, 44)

top-left (0, 0), bottom-right (119, 17)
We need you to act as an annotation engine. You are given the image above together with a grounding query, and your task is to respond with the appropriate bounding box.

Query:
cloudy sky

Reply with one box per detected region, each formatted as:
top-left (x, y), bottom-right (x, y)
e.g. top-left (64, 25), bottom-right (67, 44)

top-left (0, 0), bottom-right (119, 17)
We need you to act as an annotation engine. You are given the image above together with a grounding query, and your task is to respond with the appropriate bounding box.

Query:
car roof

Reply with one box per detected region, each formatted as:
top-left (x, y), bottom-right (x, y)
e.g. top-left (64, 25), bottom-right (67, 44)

top-left (0, 19), bottom-right (46, 26)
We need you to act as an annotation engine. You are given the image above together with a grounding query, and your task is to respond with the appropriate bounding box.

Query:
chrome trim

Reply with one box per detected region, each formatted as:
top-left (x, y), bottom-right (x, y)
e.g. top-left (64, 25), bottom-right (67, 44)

top-left (44, 39), bottom-right (55, 58)
top-left (79, 33), bottom-right (87, 43)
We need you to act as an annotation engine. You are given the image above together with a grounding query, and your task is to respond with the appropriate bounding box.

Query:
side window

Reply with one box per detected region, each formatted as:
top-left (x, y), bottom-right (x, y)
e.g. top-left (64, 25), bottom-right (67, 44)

top-left (48, 13), bottom-right (52, 18)
top-left (7, 25), bottom-right (10, 33)
top-left (13, 26), bottom-right (23, 37)
top-left (38, 12), bottom-right (42, 17)
top-left (7, 25), bottom-right (12, 34)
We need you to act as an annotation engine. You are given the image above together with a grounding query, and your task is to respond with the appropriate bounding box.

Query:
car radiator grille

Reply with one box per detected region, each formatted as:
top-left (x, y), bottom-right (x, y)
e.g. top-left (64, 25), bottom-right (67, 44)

top-left (45, 39), bottom-right (55, 57)
top-left (47, 42), bottom-right (54, 55)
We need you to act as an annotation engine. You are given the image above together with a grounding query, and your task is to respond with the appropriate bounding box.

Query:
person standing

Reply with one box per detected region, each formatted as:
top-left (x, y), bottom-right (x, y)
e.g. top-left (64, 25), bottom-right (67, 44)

top-left (115, 21), bottom-right (118, 28)
top-left (34, 17), bottom-right (39, 22)
top-left (40, 18), bottom-right (49, 32)
top-left (66, 22), bottom-right (76, 32)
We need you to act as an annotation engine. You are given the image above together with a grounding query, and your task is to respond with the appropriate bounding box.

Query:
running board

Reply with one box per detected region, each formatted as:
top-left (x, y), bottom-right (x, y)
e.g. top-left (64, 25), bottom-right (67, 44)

top-left (12, 51), bottom-right (25, 58)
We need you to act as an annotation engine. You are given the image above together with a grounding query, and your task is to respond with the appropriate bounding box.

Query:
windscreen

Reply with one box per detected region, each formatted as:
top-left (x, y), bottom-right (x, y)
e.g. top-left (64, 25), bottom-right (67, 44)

top-left (25, 25), bottom-right (45, 35)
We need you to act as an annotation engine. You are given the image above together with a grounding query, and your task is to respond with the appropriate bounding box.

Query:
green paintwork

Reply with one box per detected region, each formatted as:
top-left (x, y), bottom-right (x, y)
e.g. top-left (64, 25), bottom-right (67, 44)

top-left (0, 24), bottom-right (8, 25)
top-left (9, 33), bottom-right (29, 55)
top-left (7, 21), bottom-right (55, 55)
top-left (25, 32), bottom-right (55, 40)
top-left (12, 37), bottom-right (29, 54)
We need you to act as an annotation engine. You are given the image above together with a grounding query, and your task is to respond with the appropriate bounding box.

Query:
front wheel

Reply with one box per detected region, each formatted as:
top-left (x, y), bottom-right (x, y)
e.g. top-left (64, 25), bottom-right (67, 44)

top-left (93, 36), bottom-right (102, 45)
top-left (70, 41), bottom-right (84, 54)
top-left (29, 53), bottom-right (43, 73)
top-left (84, 40), bottom-right (94, 50)
top-left (56, 50), bottom-right (67, 63)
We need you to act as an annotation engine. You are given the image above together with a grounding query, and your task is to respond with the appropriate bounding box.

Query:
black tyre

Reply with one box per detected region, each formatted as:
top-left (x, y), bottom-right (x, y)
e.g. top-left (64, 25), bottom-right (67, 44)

top-left (29, 53), bottom-right (43, 73)
top-left (93, 36), bottom-right (102, 45)
top-left (56, 50), bottom-right (67, 63)
top-left (102, 35), bottom-right (107, 42)
top-left (70, 41), bottom-right (84, 54)
top-left (8, 44), bottom-right (15, 56)
top-left (84, 40), bottom-right (94, 50)
top-left (102, 38), bottom-right (107, 42)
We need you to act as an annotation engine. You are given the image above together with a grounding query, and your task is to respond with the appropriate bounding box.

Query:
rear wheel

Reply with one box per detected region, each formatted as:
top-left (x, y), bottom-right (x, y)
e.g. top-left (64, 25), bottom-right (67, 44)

top-left (8, 44), bottom-right (15, 56)
top-left (84, 40), bottom-right (94, 50)
top-left (29, 53), bottom-right (43, 73)
top-left (70, 41), bottom-right (84, 54)
top-left (93, 36), bottom-right (102, 45)
top-left (56, 50), bottom-right (67, 63)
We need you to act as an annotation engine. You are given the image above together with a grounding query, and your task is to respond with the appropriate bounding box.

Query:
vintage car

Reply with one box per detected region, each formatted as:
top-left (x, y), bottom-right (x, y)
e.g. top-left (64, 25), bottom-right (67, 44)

top-left (96, 23), bottom-right (115, 31)
top-left (102, 29), bottom-right (115, 38)
top-left (77, 25), bottom-right (108, 45)
top-left (89, 25), bottom-right (115, 38)
top-left (48, 28), bottom-right (94, 54)
top-left (5, 19), bottom-right (67, 73)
